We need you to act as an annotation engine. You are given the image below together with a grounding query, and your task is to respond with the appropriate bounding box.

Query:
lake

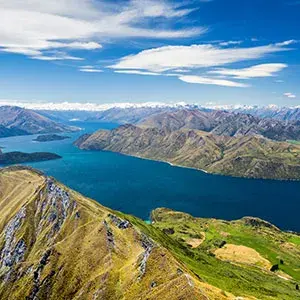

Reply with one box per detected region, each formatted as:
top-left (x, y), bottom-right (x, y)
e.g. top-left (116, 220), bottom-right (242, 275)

top-left (1, 121), bottom-right (300, 232)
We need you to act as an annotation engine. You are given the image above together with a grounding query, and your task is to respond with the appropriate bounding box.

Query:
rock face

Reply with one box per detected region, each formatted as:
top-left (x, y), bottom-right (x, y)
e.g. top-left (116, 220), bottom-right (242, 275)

top-left (139, 109), bottom-right (300, 141)
top-left (0, 151), bottom-right (61, 165)
top-left (0, 106), bottom-right (78, 137)
top-left (75, 124), bottom-right (300, 180)
top-left (0, 167), bottom-right (223, 300)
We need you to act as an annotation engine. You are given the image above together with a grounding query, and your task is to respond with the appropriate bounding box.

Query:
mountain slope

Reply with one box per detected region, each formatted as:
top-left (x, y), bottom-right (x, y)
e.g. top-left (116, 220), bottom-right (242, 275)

top-left (139, 109), bottom-right (300, 141)
top-left (0, 167), bottom-right (227, 300)
top-left (75, 124), bottom-right (300, 180)
top-left (0, 124), bottom-right (28, 138)
top-left (0, 106), bottom-right (78, 136)
top-left (1, 167), bottom-right (300, 299)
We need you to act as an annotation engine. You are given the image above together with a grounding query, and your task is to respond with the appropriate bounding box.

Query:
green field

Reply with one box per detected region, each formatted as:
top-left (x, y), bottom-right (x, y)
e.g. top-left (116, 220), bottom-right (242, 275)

top-left (126, 208), bottom-right (300, 300)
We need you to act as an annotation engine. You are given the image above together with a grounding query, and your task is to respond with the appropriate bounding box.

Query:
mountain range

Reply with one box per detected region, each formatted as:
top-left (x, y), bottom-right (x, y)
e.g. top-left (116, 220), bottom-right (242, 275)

top-left (0, 166), bottom-right (299, 299)
top-left (0, 106), bottom-right (78, 138)
top-left (233, 106), bottom-right (300, 122)
top-left (139, 109), bottom-right (300, 142)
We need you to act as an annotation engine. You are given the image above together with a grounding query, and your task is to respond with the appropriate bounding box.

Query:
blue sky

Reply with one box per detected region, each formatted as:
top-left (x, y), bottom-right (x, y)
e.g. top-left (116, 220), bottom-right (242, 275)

top-left (0, 0), bottom-right (300, 107)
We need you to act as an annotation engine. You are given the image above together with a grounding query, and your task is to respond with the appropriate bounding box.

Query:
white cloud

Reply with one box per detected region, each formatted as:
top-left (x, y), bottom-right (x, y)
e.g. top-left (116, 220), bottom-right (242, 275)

top-left (32, 52), bottom-right (84, 61)
top-left (110, 42), bottom-right (294, 88)
top-left (284, 92), bottom-right (296, 98)
top-left (0, 0), bottom-right (204, 60)
top-left (275, 40), bottom-right (297, 46)
top-left (114, 70), bottom-right (161, 76)
top-left (178, 75), bottom-right (248, 87)
top-left (110, 42), bottom-right (292, 72)
top-left (219, 41), bottom-right (242, 46)
top-left (79, 66), bottom-right (103, 73)
top-left (209, 63), bottom-right (287, 79)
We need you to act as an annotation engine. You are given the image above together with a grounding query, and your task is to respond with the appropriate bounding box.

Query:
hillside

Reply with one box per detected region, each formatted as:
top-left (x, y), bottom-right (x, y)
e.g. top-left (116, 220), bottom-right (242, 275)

top-left (0, 167), bottom-right (233, 300)
top-left (0, 167), bottom-right (299, 299)
top-left (0, 106), bottom-right (78, 137)
top-left (0, 124), bottom-right (28, 138)
top-left (139, 109), bottom-right (300, 141)
top-left (75, 124), bottom-right (300, 180)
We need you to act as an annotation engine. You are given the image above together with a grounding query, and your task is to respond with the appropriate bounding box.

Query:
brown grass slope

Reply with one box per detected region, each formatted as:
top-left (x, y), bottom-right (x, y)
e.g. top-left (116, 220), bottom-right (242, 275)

top-left (75, 124), bottom-right (300, 180)
top-left (0, 167), bottom-right (232, 300)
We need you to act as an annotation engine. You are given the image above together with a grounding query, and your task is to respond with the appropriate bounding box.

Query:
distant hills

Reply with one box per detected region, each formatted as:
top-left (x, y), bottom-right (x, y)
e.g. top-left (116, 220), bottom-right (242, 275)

top-left (86, 106), bottom-right (185, 124)
top-left (1, 167), bottom-right (299, 299)
top-left (233, 106), bottom-right (300, 122)
top-left (139, 109), bottom-right (300, 141)
top-left (0, 106), bottom-right (79, 138)
top-left (75, 124), bottom-right (300, 180)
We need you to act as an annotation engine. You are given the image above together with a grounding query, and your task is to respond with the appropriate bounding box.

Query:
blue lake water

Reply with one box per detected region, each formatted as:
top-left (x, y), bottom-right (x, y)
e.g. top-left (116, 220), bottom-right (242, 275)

top-left (1, 121), bottom-right (300, 232)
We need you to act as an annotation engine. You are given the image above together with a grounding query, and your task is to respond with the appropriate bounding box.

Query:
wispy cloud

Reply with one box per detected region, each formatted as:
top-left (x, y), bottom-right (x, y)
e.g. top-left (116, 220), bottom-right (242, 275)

top-left (0, 0), bottom-right (204, 60)
top-left (110, 42), bottom-right (292, 72)
top-left (114, 70), bottom-right (161, 76)
top-left (178, 75), bottom-right (249, 87)
top-left (284, 92), bottom-right (296, 98)
top-left (32, 52), bottom-right (84, 61)
top-left (110, 41), bottom-right (293, 87)
top-left (79, 65), bottom-right (103, 73)
top-left (209, 63), bottom-right (287, 79)
top-left (219, 41), bottom-right (242, 46)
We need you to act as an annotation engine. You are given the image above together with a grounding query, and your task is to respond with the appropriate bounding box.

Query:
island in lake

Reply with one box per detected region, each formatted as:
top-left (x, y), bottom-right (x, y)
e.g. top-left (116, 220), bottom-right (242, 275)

top-left (0, 148), bottom-right (61, 164)
top-left (33, 134), bottom-right (70, 142)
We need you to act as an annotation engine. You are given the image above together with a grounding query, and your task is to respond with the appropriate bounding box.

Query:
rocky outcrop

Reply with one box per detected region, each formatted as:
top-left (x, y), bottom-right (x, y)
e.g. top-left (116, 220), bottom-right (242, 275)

top-left (242, 217), bottom-right (280, 231)
top-left (0, 207), bottom-right (27, 280)
top-left (138, 234), bottom-right (154, 280)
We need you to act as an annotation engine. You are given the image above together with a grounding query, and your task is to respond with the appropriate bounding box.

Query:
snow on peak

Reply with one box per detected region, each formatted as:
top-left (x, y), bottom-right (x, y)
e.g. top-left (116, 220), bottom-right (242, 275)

top-left (0, 100), bottom-right (190, 111)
